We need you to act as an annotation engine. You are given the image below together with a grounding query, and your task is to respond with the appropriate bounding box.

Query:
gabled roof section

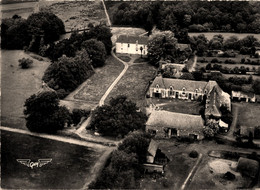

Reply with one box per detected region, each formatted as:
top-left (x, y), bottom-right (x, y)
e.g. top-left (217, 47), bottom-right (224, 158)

top-left (150, 76), bottom-right (209, 92)
top-left (146, 110), bottom-right (204, 130)
top-left (205, 86), bottom-right (221, 117)
top-left (116, 35), bottom-right (148, 45)
top-left (176, 43), bottom-right (191, 51)
top-left (147, 139), bottom-right (158, 157)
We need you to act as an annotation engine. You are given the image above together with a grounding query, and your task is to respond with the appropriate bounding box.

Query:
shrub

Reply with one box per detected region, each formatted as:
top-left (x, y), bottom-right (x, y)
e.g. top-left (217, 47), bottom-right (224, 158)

top-left (223, 172), bottom-right (236, 181)
top-left (211, 58), bottom-right (220, 63)
top-left (189, 150), bottom-right (199, 158)
top-left (18, 58), bottom-right (33, 69)
top-left (71, 109), bottom-right (90, 125)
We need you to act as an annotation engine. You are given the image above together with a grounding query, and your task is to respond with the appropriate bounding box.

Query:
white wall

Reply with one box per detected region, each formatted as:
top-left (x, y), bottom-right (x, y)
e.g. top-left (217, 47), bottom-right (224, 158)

top-left (115, 42), bottom-right (147, 55)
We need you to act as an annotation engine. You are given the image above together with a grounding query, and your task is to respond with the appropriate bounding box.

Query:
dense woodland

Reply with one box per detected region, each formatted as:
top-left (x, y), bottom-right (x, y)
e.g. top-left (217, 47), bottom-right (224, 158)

top-left (107, 1), bottom-right (260, 34)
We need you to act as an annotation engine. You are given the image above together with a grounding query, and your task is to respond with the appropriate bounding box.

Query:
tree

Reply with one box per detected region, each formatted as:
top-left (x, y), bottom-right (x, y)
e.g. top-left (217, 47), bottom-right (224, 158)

top-left (88, 25), bottom-right (113, 55)
top-left (252, 79), bottom-right (260, 94)
top-left (81, 39), bottom-right (106, 67)
top-left (18, 58), bottom-right (33, 69)
top-left (24, 90), bottom-right (71, 133)
top-left (147, 31), bottom-right (178, 66)
top-left (203, 121), bottom-right (219, 139)
top-left (179, 73), bottom-right (194, 80)
top-left (42, 50), bottom-right (94, 98)
top-left (1, 17), bottom-right (31, 49)
top-left (118, 131), bottom-right (151, 163)
top-left (27, 11), bottom-right (65, 45)
top-left (90, 96), bottom-right (147, 137)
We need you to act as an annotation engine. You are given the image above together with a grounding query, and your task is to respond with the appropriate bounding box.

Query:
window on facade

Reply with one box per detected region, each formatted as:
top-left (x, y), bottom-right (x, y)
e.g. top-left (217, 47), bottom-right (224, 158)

top-left (169, 86), bottom-right (173, 95)
top-left (121, 43), bottom-right (123, 50)
top-left (128, 44), bottom-right (130, 47)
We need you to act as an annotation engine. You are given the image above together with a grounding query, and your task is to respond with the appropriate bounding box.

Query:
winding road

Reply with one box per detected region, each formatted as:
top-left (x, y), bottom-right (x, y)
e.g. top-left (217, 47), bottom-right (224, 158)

top-left (99, 47), bottom-right (129, 106)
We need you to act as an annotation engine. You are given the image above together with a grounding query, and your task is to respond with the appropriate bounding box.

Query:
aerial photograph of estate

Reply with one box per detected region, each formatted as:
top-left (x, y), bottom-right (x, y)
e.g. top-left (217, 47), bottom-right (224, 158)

top-left (1, 0), bottom-right (260, 189)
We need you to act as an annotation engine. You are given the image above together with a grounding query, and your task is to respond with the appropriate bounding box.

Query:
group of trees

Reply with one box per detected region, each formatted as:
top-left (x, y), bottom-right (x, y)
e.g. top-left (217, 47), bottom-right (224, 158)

top-left (89, 131), bottom-right (152, 189)
top-left (109, 1), bottom-right (260, 34)
top-left (42, 50), bottom-right (95, 98)
top-left (47, 25), bottom-right (112, 62)
top-left (24, 90), bottom-right (71, 133)
top-left (42, 25), bottom-right (112, 98)
top-left (90, 96), bottom-right (147, 138)
top-left (205, 63), bottom-right (253, 75)
top-left (1, 12), bottom-right (65, 51)
top-left (24, 90), bottom-right (90, 133)
top-left (190, 35), bottom-right (260, 57)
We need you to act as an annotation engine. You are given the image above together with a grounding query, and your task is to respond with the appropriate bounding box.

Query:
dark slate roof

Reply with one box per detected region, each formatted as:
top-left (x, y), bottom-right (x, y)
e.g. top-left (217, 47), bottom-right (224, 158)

top-left (116, 35), bottom-right (148, 45)
top-left (150, 76), bottom-right (212, 92)
top-left (205, 86), bottom-right (222, 117)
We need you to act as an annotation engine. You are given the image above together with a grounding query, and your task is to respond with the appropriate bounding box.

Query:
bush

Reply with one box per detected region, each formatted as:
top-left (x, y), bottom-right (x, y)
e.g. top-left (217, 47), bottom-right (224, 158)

top-left (71, 109), bottom-right (90, 125)
top-left (223, 172), bottom-right (236, 181)
top-left (189, 150), bottom-right (199, 158)
top-left (211, 58), bottom-right (220, 63)
top-left (224, 59), bottom-right (236, 64)
top-left (18, 58), bottom-right (33, 69)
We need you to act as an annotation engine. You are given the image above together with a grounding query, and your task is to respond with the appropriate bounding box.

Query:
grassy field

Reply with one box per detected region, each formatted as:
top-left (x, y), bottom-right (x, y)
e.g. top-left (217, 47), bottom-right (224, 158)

top-left (45, 1), bottom-right (107, 32)
top-left (105, 63), bottom-right (157, 108)
top-left (72, 56), bottom-right (124, 103)
top-left (1, 1), bottom-right (36, 18)
top-left (1, 50), bottom-right (50, 129)
top-left (237, 103), bottom-right (260, 127)
top-left (1, 130), bottom-right (105, 189)
top-left (189, 156), bottom-right (250, 190)
top-left (149, 98), bottom-right (203, 115)
top-left (111, 27), bottom-right (147, 44)
top-left (189, 32), bottom-right (260, 41)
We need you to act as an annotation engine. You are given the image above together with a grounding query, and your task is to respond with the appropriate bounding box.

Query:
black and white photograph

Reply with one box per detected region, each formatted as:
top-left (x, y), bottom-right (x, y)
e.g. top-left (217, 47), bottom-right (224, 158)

top-left (1, 0), bottom-right (260, 189)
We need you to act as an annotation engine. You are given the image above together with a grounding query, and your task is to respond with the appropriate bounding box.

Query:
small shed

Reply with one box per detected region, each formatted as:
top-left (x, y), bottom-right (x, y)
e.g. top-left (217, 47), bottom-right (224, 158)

top-left (219, 120), bottom-right (229, 132)
top-left (237, 157), bottom-right (259, 178)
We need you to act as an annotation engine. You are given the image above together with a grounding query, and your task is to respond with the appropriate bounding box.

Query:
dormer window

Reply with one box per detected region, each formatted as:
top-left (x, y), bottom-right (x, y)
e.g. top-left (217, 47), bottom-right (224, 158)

top-left (156, 84), bottom-right (159, 89)
top-left (195, 89), bottom-right (198, 93)
top-left (204, 90), bottom-right (207, 94)
top-left (182, 88), bottom-right (186, 94)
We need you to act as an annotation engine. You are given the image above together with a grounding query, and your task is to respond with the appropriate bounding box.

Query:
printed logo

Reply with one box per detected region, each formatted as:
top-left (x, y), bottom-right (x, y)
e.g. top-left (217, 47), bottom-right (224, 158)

top-left (17, 159), bottom-right (52, 169)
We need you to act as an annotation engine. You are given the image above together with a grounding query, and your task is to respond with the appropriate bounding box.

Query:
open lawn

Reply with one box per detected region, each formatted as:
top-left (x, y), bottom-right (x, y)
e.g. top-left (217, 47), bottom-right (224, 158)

top-left (1, 130), bottom-right (105, 189)
top-left (149, 98), bottom-right (203, 115)
top-left (237, 103), bottom-right (260, 127)
top-left (189, 157), bottom-right (249, 190)
top-left (111, 27), bottom-right (147, 44)
top-left (71, 56), bottom-right (124, 104)
top-left (45, 0), bottom-right (107, 32)
top-left (105, 63), bottom-right (156, 108)
top-left (1, 50), bottom-right (50, 130)
top-left (1, 1), bottom-right (37, 18)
